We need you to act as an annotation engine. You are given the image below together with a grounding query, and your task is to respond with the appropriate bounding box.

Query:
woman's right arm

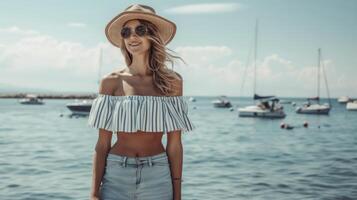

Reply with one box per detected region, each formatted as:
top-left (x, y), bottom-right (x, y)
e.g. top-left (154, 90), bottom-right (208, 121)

top-left (90, 129), bottom-right (113, 198)
top-left (90, 74), bottom-right (119, 199)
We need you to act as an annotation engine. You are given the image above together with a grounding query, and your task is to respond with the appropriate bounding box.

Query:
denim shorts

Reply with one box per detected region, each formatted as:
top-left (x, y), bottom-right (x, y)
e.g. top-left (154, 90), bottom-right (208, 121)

top-left (100, 151), bottom-right (173, 200)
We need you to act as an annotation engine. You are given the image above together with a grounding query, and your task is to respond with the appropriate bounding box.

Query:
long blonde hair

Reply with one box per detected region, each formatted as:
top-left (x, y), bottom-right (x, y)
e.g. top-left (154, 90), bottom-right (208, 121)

top-left (120, 19), bottom-right (185, 96)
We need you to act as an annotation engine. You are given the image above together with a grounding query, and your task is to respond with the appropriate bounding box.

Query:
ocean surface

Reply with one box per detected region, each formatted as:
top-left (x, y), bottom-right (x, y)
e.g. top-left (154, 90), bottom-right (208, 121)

top-left (0, 96), bottom-right (356, 200)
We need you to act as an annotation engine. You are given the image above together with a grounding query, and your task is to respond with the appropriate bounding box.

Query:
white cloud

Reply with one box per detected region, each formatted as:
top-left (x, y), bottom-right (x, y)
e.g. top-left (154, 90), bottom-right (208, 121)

top-left (175, 46), bottom-right (232, 67)
top-left (173, 45), bottom-right (243, 95)
top-left (67, 22), bottom-right (87, 28)
top-left (0, 27), bottom-right (124, 92)
top-left (0, 27), bottom-right (355, 96)
top-left (172, 46), bottom-right (356, 97)
top-left (164, 3), bottom-right (242, 14)
top-left (0, 26), bottom-right (39, 35)
top-left (0, 31), bottom-right (123, 73)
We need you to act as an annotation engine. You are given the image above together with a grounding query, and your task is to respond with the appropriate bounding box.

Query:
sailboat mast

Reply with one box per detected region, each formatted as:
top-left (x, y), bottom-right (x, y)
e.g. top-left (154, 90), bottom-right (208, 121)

top-left (97, 47), bottom-right (103, 91)
top-left (253, 19), bottom-right (258, 96)
top-left (317, 48), bottom-right (321, 103)
top-left (321, 50), bottom-right (332, 106)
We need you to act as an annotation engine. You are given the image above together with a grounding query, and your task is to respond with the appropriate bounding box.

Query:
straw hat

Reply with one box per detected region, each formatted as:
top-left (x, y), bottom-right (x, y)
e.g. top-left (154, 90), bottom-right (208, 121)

top-left (105, 4), bottom-right (177, 48)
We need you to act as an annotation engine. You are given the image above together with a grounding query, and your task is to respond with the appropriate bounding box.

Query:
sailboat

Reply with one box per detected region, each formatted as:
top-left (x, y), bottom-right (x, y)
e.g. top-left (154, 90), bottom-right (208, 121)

top-left (66, 48), bottom-right (103, 115)
top-left (296, 48), bottom-right (331, 115)
top-left (238, 20), bottom-right (286, 118)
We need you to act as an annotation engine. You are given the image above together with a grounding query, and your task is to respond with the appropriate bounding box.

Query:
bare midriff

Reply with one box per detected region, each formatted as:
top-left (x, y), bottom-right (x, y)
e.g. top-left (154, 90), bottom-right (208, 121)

top-left (108, 131), bottom-right (166, 157)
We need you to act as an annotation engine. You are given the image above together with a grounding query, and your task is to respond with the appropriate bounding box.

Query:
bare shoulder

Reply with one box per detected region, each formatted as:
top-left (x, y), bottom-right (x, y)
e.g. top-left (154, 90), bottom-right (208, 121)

top-left (98, 71), bottom-right (123, 95)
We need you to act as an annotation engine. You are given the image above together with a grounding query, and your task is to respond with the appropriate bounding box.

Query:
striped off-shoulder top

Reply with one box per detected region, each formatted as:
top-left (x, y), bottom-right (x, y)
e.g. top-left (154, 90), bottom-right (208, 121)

top-left (87, 94), bottom-right (195, 134)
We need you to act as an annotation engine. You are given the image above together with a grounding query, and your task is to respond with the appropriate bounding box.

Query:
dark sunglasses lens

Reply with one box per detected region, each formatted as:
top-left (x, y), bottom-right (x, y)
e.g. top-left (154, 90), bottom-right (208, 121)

top-left (135, 25), bottom-right (147, 36)
top-left (121, 27), bottom-right (131, 38)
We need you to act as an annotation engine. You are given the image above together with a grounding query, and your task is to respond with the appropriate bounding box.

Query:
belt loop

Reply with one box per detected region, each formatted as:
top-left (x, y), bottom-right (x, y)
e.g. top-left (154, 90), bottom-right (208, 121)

top-left (148, 157), bottom-right (152, 167)
top-left (122, 157), bottom-right (128, 167)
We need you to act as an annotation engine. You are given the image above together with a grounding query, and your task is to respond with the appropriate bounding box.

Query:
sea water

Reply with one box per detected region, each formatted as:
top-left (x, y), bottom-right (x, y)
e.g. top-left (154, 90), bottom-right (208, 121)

top-left (0, 97), bottom-right (356, 199)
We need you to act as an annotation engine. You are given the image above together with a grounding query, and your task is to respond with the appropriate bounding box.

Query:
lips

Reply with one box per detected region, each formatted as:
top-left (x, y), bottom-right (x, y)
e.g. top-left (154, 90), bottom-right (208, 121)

top-left (129, 42), bottom-right (141, 47)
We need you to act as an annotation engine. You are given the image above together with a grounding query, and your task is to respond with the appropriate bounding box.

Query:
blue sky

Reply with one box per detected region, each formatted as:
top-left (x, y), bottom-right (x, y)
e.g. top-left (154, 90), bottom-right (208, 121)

top-left (0, 0), bottom-right (356, 97)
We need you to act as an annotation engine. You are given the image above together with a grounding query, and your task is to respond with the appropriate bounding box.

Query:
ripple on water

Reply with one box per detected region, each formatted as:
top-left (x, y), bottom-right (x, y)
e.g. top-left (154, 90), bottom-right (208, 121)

top-left (24, 192), bottom-right (75, 200)
top-left (276, 183), bottom-right (290, 189)
top-left (0, 128), bottom-right (16, 132)
top-left (7, 184), bottom-right (20, 188)
top-left (253, 182), bottom-right (272, 188)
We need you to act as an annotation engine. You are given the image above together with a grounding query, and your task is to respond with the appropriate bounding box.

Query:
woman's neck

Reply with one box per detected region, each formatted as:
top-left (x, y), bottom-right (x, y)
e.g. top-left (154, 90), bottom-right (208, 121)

top-left (129, 52), bottom-right (152, 76)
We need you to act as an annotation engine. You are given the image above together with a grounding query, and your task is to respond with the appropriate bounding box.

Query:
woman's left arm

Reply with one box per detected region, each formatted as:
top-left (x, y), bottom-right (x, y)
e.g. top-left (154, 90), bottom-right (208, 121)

top-left (167, 131), bottom-right (183, 200)
top-left (167, 73), bottom-right (184, 200)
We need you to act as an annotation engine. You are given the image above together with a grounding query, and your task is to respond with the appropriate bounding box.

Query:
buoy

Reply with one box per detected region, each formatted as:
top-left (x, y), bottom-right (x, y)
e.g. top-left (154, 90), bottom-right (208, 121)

top-left (280, 122), bottom-right (294, 130)
top-left (303, 121), bottom-right (308, 128)
top-left (280, 122), bottom-right (286, 129)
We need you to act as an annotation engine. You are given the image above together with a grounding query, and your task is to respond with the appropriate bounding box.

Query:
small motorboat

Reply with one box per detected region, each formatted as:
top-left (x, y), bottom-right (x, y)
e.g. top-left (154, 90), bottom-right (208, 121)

top-left (338, 96), bottom-right (350, 104)
top-left (66, 99), bottom-right (92, 115)
top-left (212, 95), bottom-right (232, 108)
top-left (67, 48), bottom-right (99, 116)
top-left (19, 94), bottom-right (44, 105)
top-left (189, 97), bottom-right (196, 102)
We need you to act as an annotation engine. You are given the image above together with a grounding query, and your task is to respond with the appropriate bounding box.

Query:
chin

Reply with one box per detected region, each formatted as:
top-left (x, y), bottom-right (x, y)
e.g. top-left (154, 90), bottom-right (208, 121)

top-left (126, 44), bottom-right (150, 55)
top-left (128, 48), bottom-right (150, 55)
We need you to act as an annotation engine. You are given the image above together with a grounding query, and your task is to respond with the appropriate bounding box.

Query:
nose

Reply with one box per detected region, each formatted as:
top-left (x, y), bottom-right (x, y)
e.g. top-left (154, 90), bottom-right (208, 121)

top-left (128, 35), bottom-right (141, 44)
top-left (129, 31), bottom-right (139, 39)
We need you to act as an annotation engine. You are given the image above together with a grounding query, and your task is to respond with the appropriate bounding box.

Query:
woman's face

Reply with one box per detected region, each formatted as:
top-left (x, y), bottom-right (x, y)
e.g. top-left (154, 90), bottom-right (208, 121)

top-left (122, 20), bottom-right (151, 55)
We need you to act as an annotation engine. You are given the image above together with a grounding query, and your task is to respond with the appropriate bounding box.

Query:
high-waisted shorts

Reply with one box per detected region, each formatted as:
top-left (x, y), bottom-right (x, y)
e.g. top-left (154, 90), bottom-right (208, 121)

top-left (100, 151), bottom-right (173, 200)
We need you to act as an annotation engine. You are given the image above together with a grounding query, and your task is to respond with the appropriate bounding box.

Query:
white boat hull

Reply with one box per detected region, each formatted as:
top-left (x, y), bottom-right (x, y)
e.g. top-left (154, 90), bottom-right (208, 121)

top-left (338, 96), bottom-right (350, 103)
top-left (346, 101), bottom-right (357, 111)
top-left (19, 99), bottom-right (44, 105)
top-left (296, 104), bottom-right (331, 114)
top-left (212, 100), bottom-right (232, 108)
top-left (66, 100), bottom-right (92, 115)
top-left (189, 97), bottom-right (196, 102)
top-left (238, 105), bottom-right (286, 118)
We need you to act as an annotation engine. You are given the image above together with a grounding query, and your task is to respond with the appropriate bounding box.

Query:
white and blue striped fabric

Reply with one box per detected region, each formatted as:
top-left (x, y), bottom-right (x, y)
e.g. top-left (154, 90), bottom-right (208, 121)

top-left (87, 94), bottom-right (195, 134)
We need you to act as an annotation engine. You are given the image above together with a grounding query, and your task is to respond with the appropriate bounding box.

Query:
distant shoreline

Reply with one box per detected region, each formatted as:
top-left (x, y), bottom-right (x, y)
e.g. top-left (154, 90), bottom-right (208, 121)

top-left (0, 93), bottom-right (348, 100)
top-left (0, 93), bottom-right (96, 99)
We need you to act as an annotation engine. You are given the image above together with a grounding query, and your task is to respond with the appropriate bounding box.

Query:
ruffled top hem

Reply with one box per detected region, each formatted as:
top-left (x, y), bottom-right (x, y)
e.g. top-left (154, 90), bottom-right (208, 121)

top-left (87, 94), bottom-right (196, 134)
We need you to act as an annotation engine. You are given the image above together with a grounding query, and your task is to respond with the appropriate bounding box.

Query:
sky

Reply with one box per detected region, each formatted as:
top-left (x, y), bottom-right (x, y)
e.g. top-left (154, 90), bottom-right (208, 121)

top-left (0, 0), bottom-right (356, 98)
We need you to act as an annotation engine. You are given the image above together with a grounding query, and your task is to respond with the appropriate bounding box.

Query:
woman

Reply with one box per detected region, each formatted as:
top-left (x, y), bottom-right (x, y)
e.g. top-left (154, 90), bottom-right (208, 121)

top-left (87, 4), bottom-right (195, 200)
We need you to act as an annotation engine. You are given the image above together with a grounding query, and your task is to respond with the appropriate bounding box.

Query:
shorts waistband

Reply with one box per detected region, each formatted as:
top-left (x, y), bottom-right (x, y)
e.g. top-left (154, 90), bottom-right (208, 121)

top-left (106, 151), bottom-right (168, 167)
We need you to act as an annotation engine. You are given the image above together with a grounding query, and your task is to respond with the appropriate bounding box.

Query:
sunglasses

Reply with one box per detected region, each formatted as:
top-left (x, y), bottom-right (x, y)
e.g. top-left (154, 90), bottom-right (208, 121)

top-left (121, 24), bottom-right (148, 39)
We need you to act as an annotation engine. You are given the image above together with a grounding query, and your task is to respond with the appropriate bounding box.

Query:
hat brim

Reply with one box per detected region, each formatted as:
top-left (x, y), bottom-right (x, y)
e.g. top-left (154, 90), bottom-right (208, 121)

top-left (105, 11), bottom-right (177, 48)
